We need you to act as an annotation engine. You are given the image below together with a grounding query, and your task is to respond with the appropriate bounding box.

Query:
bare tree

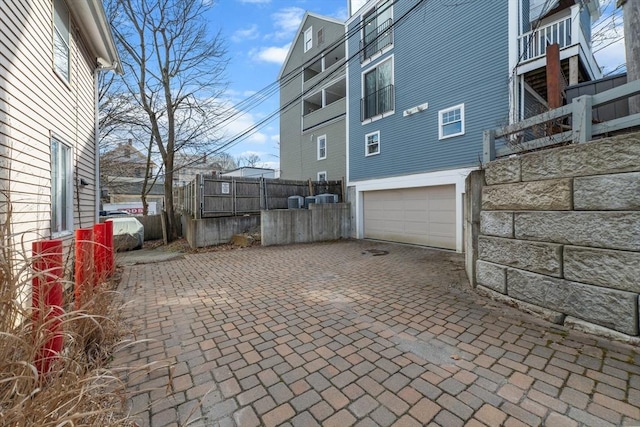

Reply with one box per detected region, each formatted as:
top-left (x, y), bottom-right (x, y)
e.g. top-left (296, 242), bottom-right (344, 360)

top-left (106, 0), bottom-right (228, 241)
top-left (237, 153), bottom-right (262, 168)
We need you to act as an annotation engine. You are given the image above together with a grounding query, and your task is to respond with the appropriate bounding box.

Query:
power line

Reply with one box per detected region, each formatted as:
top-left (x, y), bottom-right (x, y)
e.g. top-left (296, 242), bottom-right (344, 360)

top-left (135, 0), bottom-right (431, 180)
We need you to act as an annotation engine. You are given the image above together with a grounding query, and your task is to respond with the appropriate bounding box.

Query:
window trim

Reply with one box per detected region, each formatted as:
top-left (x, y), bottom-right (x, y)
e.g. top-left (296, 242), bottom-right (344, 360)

top-left (317, 171), bottom-right (327, 181)
top-left (361, 55), bottom-right (394, 123)
top-left (304, 26), bottom-right (313, 52)
top-left (53, 0), bottom-right (70, 83)
top-left (360, 0), bottom-right (394, 65)
top-left (438, 103), bottom-right (466, 140)
top-left (365, 130), bottom-right (380, 157)
top-left (317, 134), bottom-right (327, 160)
top-left (51, 135), bottom-right (73, 237)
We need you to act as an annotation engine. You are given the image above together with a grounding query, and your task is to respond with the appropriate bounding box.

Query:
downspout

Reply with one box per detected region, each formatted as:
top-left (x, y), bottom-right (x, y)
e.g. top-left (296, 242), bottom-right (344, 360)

top-left (94, 60), bottom-right (118, 223)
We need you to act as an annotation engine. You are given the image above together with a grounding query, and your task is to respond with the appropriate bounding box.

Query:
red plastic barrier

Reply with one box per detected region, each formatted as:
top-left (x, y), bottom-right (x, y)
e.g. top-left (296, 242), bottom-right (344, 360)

top-left (74, 228), bottom-right (94, 310)
top-left (32, 240), bottom-right (64, 375)
top-left (104, 220), bottom-right (114, 276)
top-left (93, 223), bottom-right (107, 284)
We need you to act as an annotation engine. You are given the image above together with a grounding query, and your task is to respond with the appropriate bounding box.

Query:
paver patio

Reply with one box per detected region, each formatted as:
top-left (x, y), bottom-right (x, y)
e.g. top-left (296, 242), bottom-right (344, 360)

top-left (114, 240), bottom-right (640, 427)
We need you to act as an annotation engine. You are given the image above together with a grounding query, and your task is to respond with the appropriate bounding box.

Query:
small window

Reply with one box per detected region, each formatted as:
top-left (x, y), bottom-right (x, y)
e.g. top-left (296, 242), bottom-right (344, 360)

top-left (365, 131), bottom-right (380, 156)
top-left (317, 135), bottom-right (327, 160)
top-left (439, 104), bottom-right (465, 139)
top-left (317, 27), bottom-right (325, 45)
top-left (317, 171), bottom-right (327, 181)
top-left (51, 137), bottom-right (73, 235)
top-left (304, 27), bottom-right (313, 52)
top-left (53, 0), bottom-right (70, 82)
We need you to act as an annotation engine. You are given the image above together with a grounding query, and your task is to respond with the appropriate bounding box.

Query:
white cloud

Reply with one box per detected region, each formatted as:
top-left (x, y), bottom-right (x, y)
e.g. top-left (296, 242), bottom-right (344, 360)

top-left (271, 7), bottom-right (305, 39)
top-left (231, 25), bottom-right (259, 43)
top-left (250, 43), bottom-right (291, 65)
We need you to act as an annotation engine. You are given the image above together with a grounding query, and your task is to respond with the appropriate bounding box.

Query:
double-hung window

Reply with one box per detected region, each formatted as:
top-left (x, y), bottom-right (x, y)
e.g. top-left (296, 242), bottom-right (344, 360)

top-left (365, 131), bottom-right (380, 156)
top-left (317, 135), bottom-right (327, 160)
top-left (51, 137), bottom-right (73, 235)
top-left (362, 58), bottom-right (394, 121)
top-left (438, 104), bottom-right (465, 139)
top-left (53, 0), bottom-right (70, 82)
top-left (304, 27), bottom-right (313, 52)
top-left (361, 0), bottom-right (393, 62)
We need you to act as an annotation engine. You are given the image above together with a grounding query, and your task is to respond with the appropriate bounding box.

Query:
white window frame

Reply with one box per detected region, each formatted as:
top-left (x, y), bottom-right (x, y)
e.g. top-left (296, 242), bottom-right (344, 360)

top-left (365, 131), bottom-right (380, 156)
top-left (317, 135), bottom-right (327, 160)
top-left (317, 171), bottom-right (327, 181)
top-left (360, 0), bottom-right (394, 65)
top-left (304, 27), bottom-right (313, 52)
top-left (51, 136), bottom-right (73, 236)
top-left (361, 55), bottom-right (394, 123)
top-left (53, 0), bottom-right (70, 82)
top-left (438, 103), bottom-right (465, 140)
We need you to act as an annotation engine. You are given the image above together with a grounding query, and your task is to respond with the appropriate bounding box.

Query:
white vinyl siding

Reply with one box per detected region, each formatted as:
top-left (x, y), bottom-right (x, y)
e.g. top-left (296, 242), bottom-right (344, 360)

top-left (0, 0), bottom-right (98, 245)
top-left (317, 135), bottom-right (326, 160)
top-left (439, 104), bottom-right (465, 139)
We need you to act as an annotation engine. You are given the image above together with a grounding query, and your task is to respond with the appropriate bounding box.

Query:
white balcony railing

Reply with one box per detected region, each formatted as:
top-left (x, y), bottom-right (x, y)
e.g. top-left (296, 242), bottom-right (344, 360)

top-left (518, 16), bottom-right (572, 62)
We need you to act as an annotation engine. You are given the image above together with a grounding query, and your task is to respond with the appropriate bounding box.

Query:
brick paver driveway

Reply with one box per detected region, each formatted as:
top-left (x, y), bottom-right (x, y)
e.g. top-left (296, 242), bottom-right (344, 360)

top-left (115, 240), bottom-right (640, 427)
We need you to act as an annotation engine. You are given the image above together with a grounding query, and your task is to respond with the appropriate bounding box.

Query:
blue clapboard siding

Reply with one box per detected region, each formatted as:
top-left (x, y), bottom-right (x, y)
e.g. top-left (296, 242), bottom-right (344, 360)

top-left (348, 0), bottom-right (509, 182)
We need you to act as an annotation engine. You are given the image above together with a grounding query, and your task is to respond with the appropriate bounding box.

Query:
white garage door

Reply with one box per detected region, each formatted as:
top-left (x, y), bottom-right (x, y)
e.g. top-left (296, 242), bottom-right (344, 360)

top-left (363, 185), bottom-right (456, 249)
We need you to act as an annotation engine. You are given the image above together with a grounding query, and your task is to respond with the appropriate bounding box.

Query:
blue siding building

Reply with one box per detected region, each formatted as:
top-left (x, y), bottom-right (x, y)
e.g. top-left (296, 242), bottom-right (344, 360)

top-left (346, 0), bottom-right (601, 251)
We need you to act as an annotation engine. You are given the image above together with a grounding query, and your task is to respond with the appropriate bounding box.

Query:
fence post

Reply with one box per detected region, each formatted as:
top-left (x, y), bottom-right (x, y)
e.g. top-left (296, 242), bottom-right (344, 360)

top-left (195, 174), bottom-right (202, 219)
top-left (483, 130), bottom-right (495, 164)
top-left (32, 239), bottom-right (64, 375)
top-left (572, 95), bottom-right (592, 143)
top-left (74, 228), bottom-right (94, 310)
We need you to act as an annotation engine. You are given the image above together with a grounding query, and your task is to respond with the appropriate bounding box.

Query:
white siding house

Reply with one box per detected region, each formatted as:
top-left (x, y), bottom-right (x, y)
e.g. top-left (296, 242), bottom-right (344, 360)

top-left (0, 0), bottom-right (120, 255)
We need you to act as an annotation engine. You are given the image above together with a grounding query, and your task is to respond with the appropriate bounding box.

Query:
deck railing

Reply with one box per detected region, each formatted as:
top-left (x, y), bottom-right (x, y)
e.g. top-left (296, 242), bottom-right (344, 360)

top-left (519, 16), bottom-right (572, 62)
top-left (483, 79), bottom-right (640, 163)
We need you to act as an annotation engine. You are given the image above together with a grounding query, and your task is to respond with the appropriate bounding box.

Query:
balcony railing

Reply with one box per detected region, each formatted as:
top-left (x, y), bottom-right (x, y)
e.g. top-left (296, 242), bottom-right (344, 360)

top-left (360, 18), bottom-right (393, 62)
top-left (361, 84), bottom-right (394, 121)
top-left (518, 16), bottom-right (572, 62)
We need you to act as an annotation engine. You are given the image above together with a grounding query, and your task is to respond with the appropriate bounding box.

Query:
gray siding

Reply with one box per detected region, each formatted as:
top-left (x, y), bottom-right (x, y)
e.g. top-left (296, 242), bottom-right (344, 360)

top-left (279, 14), bottom-right (347, 181)
top-left (348, 1), bottom-right (510, 182)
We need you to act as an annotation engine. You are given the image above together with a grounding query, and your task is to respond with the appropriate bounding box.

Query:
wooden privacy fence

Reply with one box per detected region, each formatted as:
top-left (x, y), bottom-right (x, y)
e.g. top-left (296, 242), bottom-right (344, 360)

top-left (484, 79), bottom-right (640, 162)
top-left (175, 175), bottom-right (343, 218)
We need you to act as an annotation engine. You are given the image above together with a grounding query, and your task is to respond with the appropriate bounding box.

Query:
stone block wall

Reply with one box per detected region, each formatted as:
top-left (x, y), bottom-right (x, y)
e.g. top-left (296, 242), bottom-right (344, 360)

top-left (476, 133), bottom-right (640, 336)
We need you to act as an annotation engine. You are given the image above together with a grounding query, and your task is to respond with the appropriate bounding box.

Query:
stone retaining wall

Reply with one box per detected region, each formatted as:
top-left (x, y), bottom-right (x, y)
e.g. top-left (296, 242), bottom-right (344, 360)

top-left (476, 133), bottom-right (640, 336)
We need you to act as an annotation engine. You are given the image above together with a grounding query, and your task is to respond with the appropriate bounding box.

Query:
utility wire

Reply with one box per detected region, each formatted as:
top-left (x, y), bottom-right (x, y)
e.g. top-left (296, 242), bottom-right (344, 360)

top-left (137, 0), bottom-right (429, 180)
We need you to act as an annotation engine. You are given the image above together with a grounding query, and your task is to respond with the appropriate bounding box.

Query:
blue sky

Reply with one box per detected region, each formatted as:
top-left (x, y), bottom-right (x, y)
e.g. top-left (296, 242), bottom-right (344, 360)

top-left (205, 0), bottom-right (626, 172)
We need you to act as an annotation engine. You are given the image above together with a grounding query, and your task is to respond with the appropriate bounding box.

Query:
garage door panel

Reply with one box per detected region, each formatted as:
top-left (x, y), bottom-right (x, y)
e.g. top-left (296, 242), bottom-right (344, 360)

top-left (363, 185), bottom-right (456, 249)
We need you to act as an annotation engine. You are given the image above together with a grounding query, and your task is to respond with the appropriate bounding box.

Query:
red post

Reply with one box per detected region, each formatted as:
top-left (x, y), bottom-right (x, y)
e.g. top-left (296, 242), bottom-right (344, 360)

top-left (93, 223), bottom-right (107, 284)
top-left (32, 239), bottom-right (64, 375)
top-left (104, 220), bottom-right (114, 276)
top-left (74, 228), bottom-right (94, 310)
